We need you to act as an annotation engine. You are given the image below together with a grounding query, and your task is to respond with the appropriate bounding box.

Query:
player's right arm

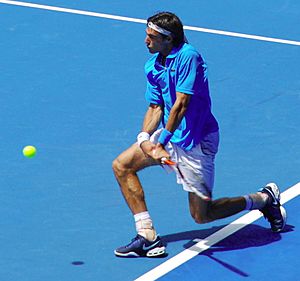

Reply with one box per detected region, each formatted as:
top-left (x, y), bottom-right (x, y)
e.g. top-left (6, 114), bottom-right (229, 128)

top-left (138, 104), bottom-right (168, 160)
top-left (142, 103), bottom-right (163, 135)
top-left (141, 60), bottom-right (165, 160)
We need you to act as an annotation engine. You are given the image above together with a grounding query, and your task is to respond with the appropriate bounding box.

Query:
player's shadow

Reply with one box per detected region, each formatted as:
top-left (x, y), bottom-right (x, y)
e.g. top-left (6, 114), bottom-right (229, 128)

top-left (161, 224), bottom-right (294, 277)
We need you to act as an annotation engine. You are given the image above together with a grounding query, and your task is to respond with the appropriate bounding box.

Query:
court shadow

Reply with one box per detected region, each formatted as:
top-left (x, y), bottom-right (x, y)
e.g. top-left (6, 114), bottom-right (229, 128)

top-left (162, 224), bottom-right (294, 248)
top-left (161, 224), bottom-right (294, 277)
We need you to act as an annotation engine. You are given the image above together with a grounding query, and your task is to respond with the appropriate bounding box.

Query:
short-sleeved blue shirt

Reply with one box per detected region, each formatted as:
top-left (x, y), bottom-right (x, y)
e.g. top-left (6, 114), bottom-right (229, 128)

top-left (145, 43), bottom-right (219, 151)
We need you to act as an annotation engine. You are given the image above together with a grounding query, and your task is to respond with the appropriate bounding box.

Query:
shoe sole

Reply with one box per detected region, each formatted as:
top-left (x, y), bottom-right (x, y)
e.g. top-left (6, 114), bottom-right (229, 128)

top-left (146, 246), bottom-right (166, 257)
top-left (114, 250), bottom-right (139, 257)
top-left (272, 205), bottom-right (287, 233)
top-left (114, 246), bottom-right (166, 258)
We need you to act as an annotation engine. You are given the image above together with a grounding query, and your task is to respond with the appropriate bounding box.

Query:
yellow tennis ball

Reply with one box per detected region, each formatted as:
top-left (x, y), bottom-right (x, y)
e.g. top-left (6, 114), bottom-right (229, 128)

top-left (23, 145), bottom-right (37, 158)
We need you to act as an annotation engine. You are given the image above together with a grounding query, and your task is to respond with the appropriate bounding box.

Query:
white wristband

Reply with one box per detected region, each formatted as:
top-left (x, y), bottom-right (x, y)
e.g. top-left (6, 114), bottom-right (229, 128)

top-left (137, 132), bottom-right (150, 147)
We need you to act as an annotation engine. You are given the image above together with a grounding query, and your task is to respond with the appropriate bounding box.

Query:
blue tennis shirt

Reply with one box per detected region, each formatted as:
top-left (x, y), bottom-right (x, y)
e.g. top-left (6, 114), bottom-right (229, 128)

top-left (145, 43), bottom-right (219, 150)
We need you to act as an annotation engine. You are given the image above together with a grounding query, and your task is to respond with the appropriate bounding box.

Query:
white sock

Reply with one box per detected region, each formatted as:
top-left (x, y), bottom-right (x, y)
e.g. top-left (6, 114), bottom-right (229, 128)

top-left (134, 211), bottom-right (151, 222)
top-left (134, 211), bottom-right (156, 241)
top-left (244, 192), bottom-right (270, 210)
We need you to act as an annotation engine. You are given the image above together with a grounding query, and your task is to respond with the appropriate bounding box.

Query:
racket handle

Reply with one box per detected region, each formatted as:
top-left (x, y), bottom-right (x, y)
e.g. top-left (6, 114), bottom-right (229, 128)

top-left (161, 157), bottom-right (176, 165)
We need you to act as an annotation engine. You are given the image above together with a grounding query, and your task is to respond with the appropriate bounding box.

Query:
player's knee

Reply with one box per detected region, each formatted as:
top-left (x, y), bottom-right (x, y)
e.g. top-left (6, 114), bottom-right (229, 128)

top-left (191, 212), bottom-right (211, 224)
top-left (189, 197), bottom-right (212, 224)
top-left (112, 158), bottom-right (127, 178)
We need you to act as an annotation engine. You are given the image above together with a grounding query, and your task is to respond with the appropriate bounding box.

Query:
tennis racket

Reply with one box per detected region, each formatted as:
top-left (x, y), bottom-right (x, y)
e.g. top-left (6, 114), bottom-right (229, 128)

top-left (161, 157), bottom-right (211, 201)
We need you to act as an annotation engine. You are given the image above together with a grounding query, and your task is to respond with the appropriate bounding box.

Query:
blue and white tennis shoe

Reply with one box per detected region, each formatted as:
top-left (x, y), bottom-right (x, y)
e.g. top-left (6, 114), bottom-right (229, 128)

top-left (259, 183), bottom-right (287, 232)
top-left (114, 234), bottom-right (166, 257)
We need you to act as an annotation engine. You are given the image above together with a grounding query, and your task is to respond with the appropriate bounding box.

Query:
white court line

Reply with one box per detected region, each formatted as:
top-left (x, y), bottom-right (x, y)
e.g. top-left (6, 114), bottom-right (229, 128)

top-left (135, 182), bottom-right (300, 281)
top-left (1, 0), bottom-right (146, 23)
top-left (1, 0), bottom-right (300, 46)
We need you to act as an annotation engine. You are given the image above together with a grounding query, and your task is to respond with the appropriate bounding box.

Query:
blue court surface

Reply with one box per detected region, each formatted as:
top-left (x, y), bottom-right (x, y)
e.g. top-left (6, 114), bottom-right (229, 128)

top-left (1, 1), bottom-right (299, 280)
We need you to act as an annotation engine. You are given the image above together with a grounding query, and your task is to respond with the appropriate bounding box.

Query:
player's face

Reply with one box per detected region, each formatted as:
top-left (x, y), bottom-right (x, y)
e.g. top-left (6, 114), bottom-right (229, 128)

top-left (145, 27), bottom-right (170, 54)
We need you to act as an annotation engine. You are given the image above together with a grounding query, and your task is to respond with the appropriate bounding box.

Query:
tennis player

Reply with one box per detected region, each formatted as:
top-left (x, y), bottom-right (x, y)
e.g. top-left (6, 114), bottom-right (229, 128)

top-left (112, 12), bottom-right (287, 257)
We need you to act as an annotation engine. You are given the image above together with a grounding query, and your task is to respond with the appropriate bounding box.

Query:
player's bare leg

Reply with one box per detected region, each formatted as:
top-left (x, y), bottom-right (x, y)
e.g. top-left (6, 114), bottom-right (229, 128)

top-left (112, 143), bottom-right (167, 258)
top-left (113, 144), bottom-right (158, 240)
top-left (188, 191), bottom-right (272, 223)
top-left (189, 183), bottom-right (287, 232)
top-left (112, 143), bottom-right (157, 214)
top-left (188, 193), bottom-right (247, 223)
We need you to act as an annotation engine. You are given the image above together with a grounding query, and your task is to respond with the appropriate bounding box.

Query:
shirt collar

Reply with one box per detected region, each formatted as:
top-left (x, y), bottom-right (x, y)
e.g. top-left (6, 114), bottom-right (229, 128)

top-left (154, 43), bottom-right (185, 68)
top-left (166, 43), bottom-right (185, 58)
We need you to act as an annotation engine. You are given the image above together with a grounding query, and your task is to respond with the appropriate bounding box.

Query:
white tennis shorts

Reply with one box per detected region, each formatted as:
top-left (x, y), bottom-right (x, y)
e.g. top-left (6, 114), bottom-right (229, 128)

top-left (150, 129), bottom-right (219, 196)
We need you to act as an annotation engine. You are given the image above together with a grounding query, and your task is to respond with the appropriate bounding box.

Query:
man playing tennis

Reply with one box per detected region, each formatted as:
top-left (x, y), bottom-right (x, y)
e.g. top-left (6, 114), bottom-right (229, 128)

top-left (113, 12), bottom-right (287, 257)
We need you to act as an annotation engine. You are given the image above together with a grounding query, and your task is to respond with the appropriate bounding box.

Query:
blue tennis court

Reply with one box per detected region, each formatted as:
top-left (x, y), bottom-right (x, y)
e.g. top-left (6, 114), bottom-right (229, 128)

top-left (0, 1), bottom-right (299, 280)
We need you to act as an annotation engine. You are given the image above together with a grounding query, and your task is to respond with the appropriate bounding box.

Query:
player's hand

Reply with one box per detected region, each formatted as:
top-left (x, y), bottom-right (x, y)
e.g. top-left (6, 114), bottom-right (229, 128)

top-left (140, 140), bottom-right (156, 157)
top-left (140, 142), bottom-right (170, 162)
top-left (152, 143), bottom-right (170, 162)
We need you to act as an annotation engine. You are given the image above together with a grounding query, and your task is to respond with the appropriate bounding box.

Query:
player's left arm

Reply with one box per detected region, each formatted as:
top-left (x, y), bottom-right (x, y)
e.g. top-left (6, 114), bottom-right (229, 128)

top-left (153, 92), bottom-right (191, 159)
top-left (164, 91), bottom-right (191, 133)
top-left (155, 50), bottom-right (200, 159)
top-left (139, 103), bottom-right (165, 159)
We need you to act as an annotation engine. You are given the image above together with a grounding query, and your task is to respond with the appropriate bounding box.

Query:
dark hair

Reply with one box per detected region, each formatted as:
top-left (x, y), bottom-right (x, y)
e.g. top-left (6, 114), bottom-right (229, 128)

top-left (147, 12), bottom-right (185, 47)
